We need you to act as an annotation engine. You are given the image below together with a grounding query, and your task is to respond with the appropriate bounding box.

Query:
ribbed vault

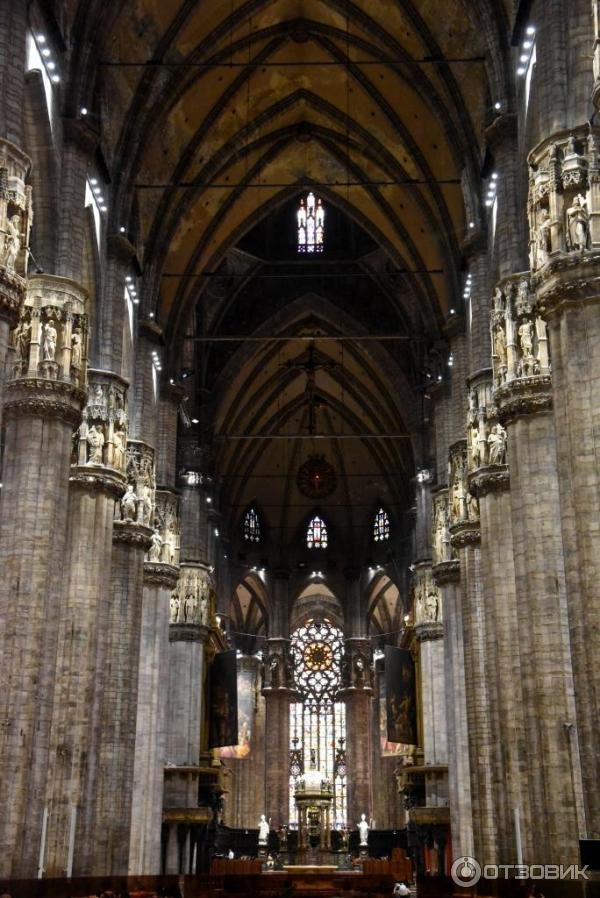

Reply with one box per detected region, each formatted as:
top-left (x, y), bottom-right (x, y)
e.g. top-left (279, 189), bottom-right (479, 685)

top-left (57, 0), bottom-right (515, 560)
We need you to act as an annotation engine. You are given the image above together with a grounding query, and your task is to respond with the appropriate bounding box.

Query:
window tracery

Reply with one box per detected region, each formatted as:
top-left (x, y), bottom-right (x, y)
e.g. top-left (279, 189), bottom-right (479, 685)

top-left (243, 507), bottom-right (261, 543)
top-left (297, 192), bottom-right (325, 253)
top-left (306, 515), bottom-right (328, 549)
top-left (373, 508), bottom-right (390, 542)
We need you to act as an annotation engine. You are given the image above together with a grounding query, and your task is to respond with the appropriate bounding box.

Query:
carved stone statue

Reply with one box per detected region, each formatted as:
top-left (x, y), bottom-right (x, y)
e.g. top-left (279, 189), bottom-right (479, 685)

top-left (566, 194), bottom-right (590, 251)
top-left (537, 207), bottom-right (552, 265)
top-left (13, 317), bottom-right (30, 362)
top-left (470, 424), bottom-right (480, 468)
top-left (493, 325), bottom-right (507, 365)
top-left (357, 813), bottom-right (369, 846)
top-left (258, 814), bottom-right (270, 845)
top-left (488, 423), bottom-right (507, 465)
top-left (2, 214), bottom-right (21, 271)
top-left (71, 329), bottom-right (82, 369)
top-left (518, 321), bottom-right (534, 358)
top-left (467, 492), bottom-right (479, 521)
top-left (42, 319), bottom-right (58, 362)
top-left (170, 592), bottom-right (180, 623)
top-left (86, 424), bottom-right (105, 465)
top-left (121, 484), bottom-right (137, 520)
top-left (425, 588), bottom-right (439, 622)
top-left (113, 429), bottom-right (126, 470)
top-left (148, 528), bottom-right (163, 562)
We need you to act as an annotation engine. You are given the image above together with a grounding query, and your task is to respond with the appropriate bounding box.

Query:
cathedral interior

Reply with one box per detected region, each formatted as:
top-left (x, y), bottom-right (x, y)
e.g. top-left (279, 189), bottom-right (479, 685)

top-left (0, 0), bottom-right (599, 894)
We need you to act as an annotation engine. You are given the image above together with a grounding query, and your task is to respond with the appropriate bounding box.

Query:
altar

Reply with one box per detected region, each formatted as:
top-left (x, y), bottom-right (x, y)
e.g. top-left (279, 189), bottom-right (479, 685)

top-left (294, 755), bottom-right (333, 851)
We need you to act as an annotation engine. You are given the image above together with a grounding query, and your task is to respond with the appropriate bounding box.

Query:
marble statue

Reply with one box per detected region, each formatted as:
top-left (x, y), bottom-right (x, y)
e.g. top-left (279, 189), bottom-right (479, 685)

top-left (258, 814), bottom-right (270, 845)
top-left (121, 484), bottom-right (137, 520)
top-left (467, 492), bottom-right (479, 521)
top-left (148, 528), bottom-right (163, 561)
top-left (488, 423), bottom-right (507, 465)
top-left (71, 329), bottom-right (82, 368)
top-left (470, 424), bottom-right (480, 468)
top-left (42, 319), bottom-right (57, 362)
top-left (537, 207), bottom-right (552, 264)
top-left (425, 588), bottom-right (439, 622)
top-left (493, 325), bottom-right (507, 365)
top-left (13, 317), bottom-right (30, 362)
top-left (518, 321), bottom-right (534, 358)
top-left (113, 429), bottom-right (126, 470)
top-left (87, 424), bottom-right (105, 465)
top-left (2, 214), bottom-right (21, 271)
top-left (357, 813), bottom-right (369, 846)
top-left (566, 194), bottom-right (590, 251)
top-left (170, 593), bottom-right (180, 623)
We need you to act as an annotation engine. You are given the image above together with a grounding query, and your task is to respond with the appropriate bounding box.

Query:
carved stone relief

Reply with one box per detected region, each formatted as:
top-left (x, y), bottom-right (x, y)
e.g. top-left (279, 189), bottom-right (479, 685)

top-left (169, 564), bottom-right (213, 625)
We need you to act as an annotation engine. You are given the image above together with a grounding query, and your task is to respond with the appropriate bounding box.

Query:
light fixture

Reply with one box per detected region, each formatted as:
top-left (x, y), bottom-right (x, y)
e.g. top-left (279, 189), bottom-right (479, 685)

top-left (469, 221), bottom-right (475, 229)
top-left (523, 40), bottom-right (533, 49)
top-left (206, 496), bottom-right (212, 503)
top-left (51, 75), bottom-right (60, 83)
top-left (214, 528), bottom-right (220, 538)
top-left (90, 178), bottom-right (98, 186)
top-left (47, 61), bottom-right (56, 70)
top-left (450, 308), bottom-right (455, 315)
top-left (80, 107), bottom-right (88, 116)
top-left (191, 417), bottom-right (199, 424)
top-left (125, 275), bottom-right (132, 282)
top-left (494, 101), bottom-right (502, 111)
top-left (42, 48), bottom-right (51, 58)
top-left (37, 34), bottom-right (46, 43)
top-left (119, 226), bottom-right (125, 233)
top-left (526, 25), bottom-right (535, 35)
top-left (149, 312), bottom-right (155, 319)
top-left (520, 54), bottom-right (528, 63)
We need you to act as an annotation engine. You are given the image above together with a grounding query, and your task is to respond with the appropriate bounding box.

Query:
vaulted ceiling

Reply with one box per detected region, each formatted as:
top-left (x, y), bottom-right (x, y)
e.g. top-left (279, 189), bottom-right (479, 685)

top-left (51, 0), bottom-right (514, 560)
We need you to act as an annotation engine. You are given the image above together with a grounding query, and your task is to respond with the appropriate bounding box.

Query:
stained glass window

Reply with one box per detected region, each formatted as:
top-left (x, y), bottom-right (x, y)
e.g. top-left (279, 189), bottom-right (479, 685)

top-left (307, 515), bottom-right (328, 549)
top-left (288, 619), bottom-right (347, 826)
top-left (297, 192), bottom-right (325, 253)
top-left (373, 507), bottom-right (390, 542)
top-left (243, 507), bottom-right (261, 543)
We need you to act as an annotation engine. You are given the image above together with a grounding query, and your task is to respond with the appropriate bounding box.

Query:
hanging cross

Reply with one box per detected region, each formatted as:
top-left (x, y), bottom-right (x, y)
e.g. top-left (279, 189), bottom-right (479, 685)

top-left (285, 343), bottom-right (338, 435)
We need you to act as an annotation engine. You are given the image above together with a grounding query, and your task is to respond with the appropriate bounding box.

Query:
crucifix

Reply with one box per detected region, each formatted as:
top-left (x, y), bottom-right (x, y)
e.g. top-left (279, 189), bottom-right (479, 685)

top-left (285, 343), bottom-right (338, 435)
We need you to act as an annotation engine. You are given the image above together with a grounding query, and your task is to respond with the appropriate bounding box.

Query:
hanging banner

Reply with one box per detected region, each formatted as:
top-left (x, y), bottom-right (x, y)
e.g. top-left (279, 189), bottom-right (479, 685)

top-left (378, 662), bottom-right (408, 756)
top-left (385, 646), bottom-right (417, 746)
top-left (209, 650), bottom-right (238, 749)
top-left (220, 657), bottom-right (257, 759)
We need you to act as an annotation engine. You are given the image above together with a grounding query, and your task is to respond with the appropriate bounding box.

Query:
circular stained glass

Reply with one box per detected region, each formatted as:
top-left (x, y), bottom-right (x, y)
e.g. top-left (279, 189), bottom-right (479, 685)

top-left (291, 618), bottom-right (344, 703)
top-left (297, 454), bottom-right (337, 499)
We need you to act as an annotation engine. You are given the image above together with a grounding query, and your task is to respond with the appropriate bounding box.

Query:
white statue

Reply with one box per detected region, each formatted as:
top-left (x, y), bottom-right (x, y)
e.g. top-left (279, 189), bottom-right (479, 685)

top-left (71, 329), bottom-right (82, 369)
top-left (86, 424), bottom-right (105, 465)
top-left (170, 592), bottom-right (180, 623)
top-left (258, 814), bottom-right (270, 845)
top-left (425, 588), bottom-right (439, 622)
top-left (488, 423), bottom-right (507, 465)
top-left (113, 429), bottom-right (126, 470)
top-left (42, 319), bottom-right (58, 362)
top-left (518, 321), bottom-right (534, 358)
top-left (2, 214), bottom-right (21, 271)
top-left (493, 325), bottom-right (507, 365)
top-left (566, 194), bottom-right (590, 251)
top-left (121, 484), bottom-right (137, 520)
top-left (148, 528), bottom-right (163, 562)
top-left (357, 813), bottom-right (369, 846)
top-left (537, 207), bottom-right (552, 265)
top-left (140, 483), bottom-right (153, 525)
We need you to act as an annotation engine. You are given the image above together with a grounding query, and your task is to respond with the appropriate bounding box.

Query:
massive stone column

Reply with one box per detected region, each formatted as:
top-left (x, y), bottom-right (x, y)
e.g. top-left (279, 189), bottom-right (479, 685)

top-left (0, 274), bottom-right (87, 877)
top-left (431, 489), bottom-right (473, 861)
top-left (413, 563), bottom-right (446, 777)
top-left (531, 126), bottom-right (600, 842)
top-left (339, 635), bottom-right (373, 826)
top-left (447, 441), bottom-right (497, 865)
top-left (44, 370), bottom-right (128, 877)
top-left (129, 490), bottom-right (180, 874)
top-left (492, 272), bottom-right (583, 864)
top-left (262, 569), bottom-right (294, 829)
top-left (0, 139), bottom-right (31, 434)
top-left (467, 371), bottom-right (532, 864)
top-left (89, 440), bottom-right (155, 874)
top-left (163, 562), bottom-right (214, 874)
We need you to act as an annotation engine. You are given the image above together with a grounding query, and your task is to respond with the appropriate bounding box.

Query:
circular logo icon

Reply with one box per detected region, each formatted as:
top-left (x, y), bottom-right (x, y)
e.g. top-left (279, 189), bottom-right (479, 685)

top-left (451, 855), bottom-right (482, 888)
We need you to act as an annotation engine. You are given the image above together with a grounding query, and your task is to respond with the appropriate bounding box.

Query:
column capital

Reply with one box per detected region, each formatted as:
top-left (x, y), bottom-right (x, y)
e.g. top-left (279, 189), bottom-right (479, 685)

top-left (143, 561), bottom-right (179, 589)
top-left (69, 466), bottom-right (126, 499)
top-left (0, 137), bottom-right (33, 324)
top-left (113, 519), bottom-right (154, 549)
top-left (415, 621), bottom-right (444, 642)
top-left (468, 464), bottom-right (510, 498)
top-left (338, 637), bottom-right (373, 694)
top-left (450, 521), bottom-right (481, 549)
top-left (3, 376), bottom-right (85, 426)
top-left (535, 253), bottom-right (600, 319)
top-left (432, 559), bottom-right (460, 586)
top-left (494, 375), bottom-right (553, 423)
top-left (168, 622), bottom-right (211, 644)
top-left (0, 267), bottom-right (26, 326)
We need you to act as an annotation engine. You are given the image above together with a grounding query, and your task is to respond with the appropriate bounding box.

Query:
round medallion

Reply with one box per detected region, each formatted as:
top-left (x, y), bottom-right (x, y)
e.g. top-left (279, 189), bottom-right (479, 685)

top-left (303, 640), bottom-right (333, 670)
top-left (296, 454), bottom-right (337, 499)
